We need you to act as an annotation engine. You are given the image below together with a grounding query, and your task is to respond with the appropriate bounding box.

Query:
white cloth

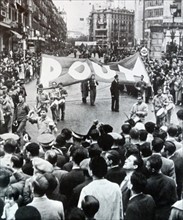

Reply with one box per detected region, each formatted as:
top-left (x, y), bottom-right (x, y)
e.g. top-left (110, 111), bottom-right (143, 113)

top-left (78, 179), bottom-right (123, 220)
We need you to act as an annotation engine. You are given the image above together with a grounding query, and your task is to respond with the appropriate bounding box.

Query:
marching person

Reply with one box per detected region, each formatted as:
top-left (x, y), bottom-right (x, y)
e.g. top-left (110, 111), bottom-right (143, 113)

top-left (28, 107), bottom-right (57, 136)
top-left (49, 82), bottom-right (60, 123)
top-left (0, 90), bottom-right (12, 133)
top-left (110, 74), bottom-right (120, 112)
top-left (58, 83), bottom-right (68, 121)
top-left (89, 74), bottom-right (98, 106)
top-left (13, 93), bottom-right (30, 137)
top-left (36, 84), bottom-right (50, 115)
top-left (135, 75), bottom-right (147, 102)
top-left (152, 88), bottom-right (168, 127)
top-left (130, 95), bottom-right (148, 123)
top-left (164, 88), bottom-right (175, 125)
top-left (81, 80), bottom-right (89, 104)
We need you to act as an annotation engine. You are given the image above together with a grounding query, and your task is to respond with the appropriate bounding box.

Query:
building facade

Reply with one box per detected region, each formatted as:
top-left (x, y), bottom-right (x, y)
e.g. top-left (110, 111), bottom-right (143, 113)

top-left (0, 0), bottom-right (67, 55)
top-left (88, 8), bottom-right (134, 48)
top-left (135, 0), bottom-right (183, 58)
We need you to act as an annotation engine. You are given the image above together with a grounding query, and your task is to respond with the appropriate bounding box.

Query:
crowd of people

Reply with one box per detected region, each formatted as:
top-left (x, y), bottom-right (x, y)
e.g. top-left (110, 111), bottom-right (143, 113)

top-left (1, 48), bottom-right (183, 220)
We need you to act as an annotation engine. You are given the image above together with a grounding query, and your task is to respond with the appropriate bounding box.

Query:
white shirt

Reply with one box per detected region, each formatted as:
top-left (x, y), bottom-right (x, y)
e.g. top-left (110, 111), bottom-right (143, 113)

top-left (78, 179), bottom-right (123, 220)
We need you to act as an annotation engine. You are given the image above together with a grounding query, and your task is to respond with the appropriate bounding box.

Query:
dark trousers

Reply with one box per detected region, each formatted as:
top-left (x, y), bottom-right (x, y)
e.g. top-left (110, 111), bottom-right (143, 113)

top-left (16, 120), bottom-right (27, 136)
top-left (50, 106), bottom-right (58, 122)
top-left (58, 103), bottom-right (65, 120)
top-left (111, 96), bottom-right (119, 111)
top-left (90, 88), bottom-right (96, 105)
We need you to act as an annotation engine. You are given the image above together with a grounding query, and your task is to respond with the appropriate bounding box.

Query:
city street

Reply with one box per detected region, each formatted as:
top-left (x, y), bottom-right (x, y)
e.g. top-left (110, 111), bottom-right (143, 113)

top-left (26, 79), bottom-right (180, 142)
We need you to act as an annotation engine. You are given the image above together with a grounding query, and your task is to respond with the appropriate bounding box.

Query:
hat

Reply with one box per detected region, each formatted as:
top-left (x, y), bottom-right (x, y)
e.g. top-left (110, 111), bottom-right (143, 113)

top-left (108, 132), bottom-right (122, 140)
top-left (37, 134), bottom-right (55, 147)
top-left (32, 158), bottom-right (53, 173)
top-left (72, 131), bottom-right (84, 141)
top-left (0, 133), bottom-right (19, 141)
top-left (134, 122), bottom-right (145, 130)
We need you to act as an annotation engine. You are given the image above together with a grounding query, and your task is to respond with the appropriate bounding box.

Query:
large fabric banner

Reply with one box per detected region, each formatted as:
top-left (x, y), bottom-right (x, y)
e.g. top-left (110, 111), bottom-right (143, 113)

top-left (40, 53), bottom-right (150, 88)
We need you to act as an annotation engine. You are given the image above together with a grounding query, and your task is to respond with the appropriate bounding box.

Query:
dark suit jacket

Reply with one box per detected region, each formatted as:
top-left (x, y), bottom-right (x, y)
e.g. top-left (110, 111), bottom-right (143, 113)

top-left (110, 80), bottom-right (119, 97)
top-left (145, 173), bottom-right (177, 220)
top-left (59, 168), bottom-right (85, 199)
top-left (126, 194), bottom-right (156, 220)
top-left (106, 166), bottom-right (126, 185)
top-left (170, 152), bottom-right (183, 199)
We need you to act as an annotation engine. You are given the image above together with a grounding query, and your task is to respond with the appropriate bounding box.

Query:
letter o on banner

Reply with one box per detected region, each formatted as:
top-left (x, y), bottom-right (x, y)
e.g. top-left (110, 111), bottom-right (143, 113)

top-left (68, 61), bottom-right (91, 80)
top-left (40, 57), bottom-right (62, 87)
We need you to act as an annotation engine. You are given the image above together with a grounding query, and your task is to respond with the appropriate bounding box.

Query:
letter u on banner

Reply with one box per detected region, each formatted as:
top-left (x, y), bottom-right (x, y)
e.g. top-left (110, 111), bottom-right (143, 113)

top-left (92, 62), bottom-right (116, 80)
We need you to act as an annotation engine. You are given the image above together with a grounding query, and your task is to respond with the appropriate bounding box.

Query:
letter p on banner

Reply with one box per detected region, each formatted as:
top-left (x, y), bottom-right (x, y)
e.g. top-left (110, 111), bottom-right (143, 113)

top-left (40, 56), bottom-right (62, 88)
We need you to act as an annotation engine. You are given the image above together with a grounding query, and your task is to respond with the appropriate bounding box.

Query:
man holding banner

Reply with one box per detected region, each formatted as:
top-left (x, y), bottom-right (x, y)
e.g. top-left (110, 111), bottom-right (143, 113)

top-left (110, 75), bottom-right (120, 112)
top-left (89, 74), bottom-right (98, 106)
top-left (58, 83), bottom-right (68, 121)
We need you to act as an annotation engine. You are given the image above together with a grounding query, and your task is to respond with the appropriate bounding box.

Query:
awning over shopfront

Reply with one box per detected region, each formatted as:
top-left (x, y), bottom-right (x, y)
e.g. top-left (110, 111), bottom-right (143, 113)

top-left (0, 21), bottom-right (11, 29)
top-left (11, 30), bottom-right (22, 39)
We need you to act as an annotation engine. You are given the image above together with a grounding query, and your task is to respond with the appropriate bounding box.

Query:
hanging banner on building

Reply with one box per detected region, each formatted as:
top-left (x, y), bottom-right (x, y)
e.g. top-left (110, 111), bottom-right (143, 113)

top-left (40, 53), bottom-right (150, 88)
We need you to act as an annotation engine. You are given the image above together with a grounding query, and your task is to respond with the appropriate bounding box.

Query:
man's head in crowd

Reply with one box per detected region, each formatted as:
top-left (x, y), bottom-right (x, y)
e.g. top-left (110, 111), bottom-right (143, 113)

top-left (140, 142), bottom-right (152, 158)
top-left (129, 128), bottom-right (139, 141)
top-left (145, 122), bottom-right (155, 134)
top-left (157, 88), bottom-right (163, 96)
top-left (152, 137), bottom-right (164, 153)
top-left (61, 128), bottom-right (72, 141)
top-left (11, 154), bottom-right (24, 169)
top-left (104, 150), bottom-right (120, 168)
top-left (163, 141), bottom-right (176, 158)
top-left (139, 129), bottom-right (148, 142)
top-left (121, 123), bottom-right (131, 135)
top-left (40, 107), bottom-right (48, 119)
top-left (4, 186), bottom-right (19, 205)
top-left (125, 143), bottom-right (140, 158)
top-left (4, 138), bottom-right (17, 154)
top-left (26, 142), bottom-right (40, 158)
top-left (146, 154), bottom-right (162, 175)
top-left (98, 134), bottom-right (114, 151)
top-left (123, 154), bottom-right (143, 172)
top-left (15, 206), bottom-right (41, 220)
top-left (32, 174), bottom-right (49, 197)
top-left (18, 94), bottom-right (24, 103)
top-left (89, 129), bottom-right (100, 141)
top-left (72, 147), bottom-right (88, 166)
top-left (81, 195), bottom-right (100, 219)
top-left (89, 156), bottom-right (108, 179)
top-left (137, 96), bottom-right (143, 105)
top-left (131, 171), bottom-right (147, 194)
top-left (167, 125), bottom-right (178, 138)
top-left (45, 150), bottom-right (57, 165)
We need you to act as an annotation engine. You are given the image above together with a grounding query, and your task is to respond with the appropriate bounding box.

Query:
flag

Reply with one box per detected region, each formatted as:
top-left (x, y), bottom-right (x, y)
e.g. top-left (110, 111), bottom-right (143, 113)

top-left (40, 53), bottom-right (150, 88)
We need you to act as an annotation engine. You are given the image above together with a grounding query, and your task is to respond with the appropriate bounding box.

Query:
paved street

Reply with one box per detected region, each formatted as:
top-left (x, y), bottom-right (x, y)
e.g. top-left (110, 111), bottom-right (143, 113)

top-left (25, 79), bottom-right (181, 142)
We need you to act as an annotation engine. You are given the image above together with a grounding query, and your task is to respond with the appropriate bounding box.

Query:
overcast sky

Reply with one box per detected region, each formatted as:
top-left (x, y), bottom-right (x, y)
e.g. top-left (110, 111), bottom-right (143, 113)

top-left (53, 0), bottom-right (135, 34)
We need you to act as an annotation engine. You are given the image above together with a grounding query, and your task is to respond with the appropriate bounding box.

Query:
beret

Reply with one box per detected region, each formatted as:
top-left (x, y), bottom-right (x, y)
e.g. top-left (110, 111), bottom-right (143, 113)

top-left (32, 158), bottom-right (53, 173)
